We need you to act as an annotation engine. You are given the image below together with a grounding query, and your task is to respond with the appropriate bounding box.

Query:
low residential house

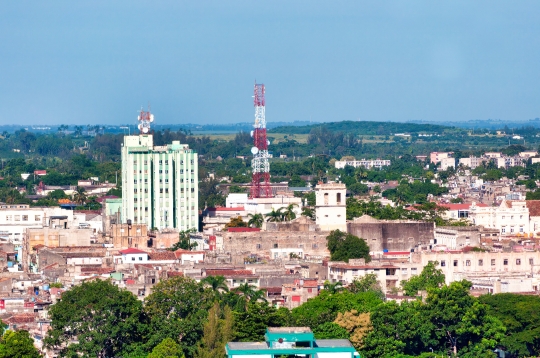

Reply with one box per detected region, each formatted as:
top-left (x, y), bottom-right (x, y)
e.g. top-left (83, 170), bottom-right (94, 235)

top-left (281, 278), bottom-right (318, 309)
top-left (328, 258), bottom-right (402, 293)
top-left (174, 249), bottom-right (204, 264)
top-left (205, 269), bottom-right (260, 289)
top-left (36, 247), bottom-right (107, 271)
top-left (115, 248), bottom-right (149, 264)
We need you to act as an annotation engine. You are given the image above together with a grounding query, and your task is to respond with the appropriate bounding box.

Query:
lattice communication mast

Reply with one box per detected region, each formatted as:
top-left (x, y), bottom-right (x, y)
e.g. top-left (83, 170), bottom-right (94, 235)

top-left (137, 107), bottom-right (154, 134)
top-left (250, 83), bottom-right (272, 198)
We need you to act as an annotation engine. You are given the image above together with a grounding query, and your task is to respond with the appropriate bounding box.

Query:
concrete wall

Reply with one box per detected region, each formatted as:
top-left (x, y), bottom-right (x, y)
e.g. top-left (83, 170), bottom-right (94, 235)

top-left (221, 231), bottom-right (331, 264)
top-left (347, 221), bottom-right (434, 253)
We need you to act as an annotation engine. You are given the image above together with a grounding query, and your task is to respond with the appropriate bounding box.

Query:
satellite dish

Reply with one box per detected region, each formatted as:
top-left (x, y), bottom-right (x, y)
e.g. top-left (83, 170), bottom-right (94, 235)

top-left (150, 114), bottom-right (154, 122)
top-left (137, 115), bottom-right (141, 121)
top-left (251, 147), bottom-right (259, 155)
top-left (267, 140), bottom-right (270, 146)
top-left (250, 131), bottom-right (254, 137)
top-left (138, 124), bottom-right (143, 130)
top-left (142, 127), bottom-right (149, 133)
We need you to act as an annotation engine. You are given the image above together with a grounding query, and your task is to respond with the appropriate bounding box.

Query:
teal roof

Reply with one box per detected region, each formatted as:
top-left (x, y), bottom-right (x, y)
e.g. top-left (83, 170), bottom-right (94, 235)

top-left (226, 327), bottom-right (358, 356)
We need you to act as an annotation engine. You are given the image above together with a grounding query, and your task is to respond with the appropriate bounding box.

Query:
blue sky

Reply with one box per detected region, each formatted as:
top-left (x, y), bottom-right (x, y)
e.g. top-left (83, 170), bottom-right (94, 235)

top-left (1, 1), bottom-right (539, 125)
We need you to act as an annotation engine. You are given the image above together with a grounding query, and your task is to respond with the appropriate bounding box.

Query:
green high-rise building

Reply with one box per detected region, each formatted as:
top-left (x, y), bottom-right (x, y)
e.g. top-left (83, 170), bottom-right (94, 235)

top-left (121, 134), bottom-right (198, 231)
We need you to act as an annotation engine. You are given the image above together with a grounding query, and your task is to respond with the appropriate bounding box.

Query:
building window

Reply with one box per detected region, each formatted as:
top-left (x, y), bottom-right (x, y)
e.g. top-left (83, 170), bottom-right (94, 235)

top-left (401, 268), bottom-right (407, 273)
top-left (131, 257), bottom-right (135, 261)
top-left (453, 260), bottom-right (458, 267)
top-left (165, 160), bottom-right (168, 165)
top-left (256, 244), bottom-right (261, 249)
top-left (5, 215), bottom-right (11, 221)
top-left (273, 243), bottom-right (278, 248)
top-left (510, 228), bottom-right (514, 233)
top-left (337, 193), bottom-right (342, 204)
top-left (491, 259), bottom-right (496, 266)
top-left (479, 259), bottom-right (483, 266)
top-left (530, 258), bottom-right (534, 265)
top-left (504, 259), bottom-right (508, 265)
top-left (139, 257), bottom-right (143, 261)
top-left (160, 189), bottom-right (163, 193)
top-left (180, 169), bottom-right (184, 174)
top-left (165, 179), bottom-right (169, 183)
top-left (516, 259), bottom-right (521, 265)
top-left (35, 215), bottom-right (40, 221)
top-left (440, 260), bottom-right (446, 267)
top-left (502, 216), bottom-right (505, 219)
top-left (134, 180), bottom-right (137, 184)
top-left (159, 160), bottom-right (162, 165)
top-left (133, 160), bottom-right (137, 165)
top-left (520, 227), bottom-right (524, 233)
top-left (165, 188), bottom-right (169, 194)
top-left (312, 244), bottom-right (318, 249)
top-left (165, 170), bottom-right (169, 174)
top-left (466, 260), bottom-right (471, 266)
top-left (14, 215), bottom-right (20, 221)
top-left (134, 189), bottom-right (138, 193)
top-left (144, 160), bottom-right (148, 165)
top-left (502, 228), bottom-right (506, 233)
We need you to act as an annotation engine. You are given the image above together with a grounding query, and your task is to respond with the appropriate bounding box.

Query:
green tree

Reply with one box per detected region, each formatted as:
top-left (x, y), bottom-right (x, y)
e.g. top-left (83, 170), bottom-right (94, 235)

top-left (44, 279), bottom-right (144, 357)
top-left (348, 182), bottom-right (369, 196)
top-left (144, 276), bottom-right (214, 357)
top-left (479, 293), bottom-right (540, 357)
top-left (326, 230), bottom-right (371, 263)
top-left (194, 302), bottom-right (233, 358)
top-left (0, 330), bottom-right (41, 358)
top-left (300, 207), bottom-right (315, 220)
top-left (247, 213), bottom-right (264, 228)
top-left (73, 186), bottom-right (87, 205)
top-left (234, 302), bottom-right (285, 342)
top-left (349, 273), bottom-right (383, 298)
top-left (169, 228), bottom-right (197, 251)
top-left (401, 261), bottom-right (445, 296)
top-left (224, 216), bottom-right (247, 228)
top-left (313, 322), bottom-right (350, 339)
top-left (281, 204), bottom-right (298, 221)
top-left (148, 338), bottom-right (185, 358)
top-left (323, 281), bottom-right (344, 294)
top-left (201, 275), bottom-right (229, 300)
top-left (265, 208), bottom-right (282, 222)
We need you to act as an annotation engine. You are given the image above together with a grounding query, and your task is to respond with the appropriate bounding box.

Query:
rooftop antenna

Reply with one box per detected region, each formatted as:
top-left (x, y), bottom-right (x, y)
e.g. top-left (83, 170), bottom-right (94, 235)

top-left (137, 105), bottom-right (154, 134)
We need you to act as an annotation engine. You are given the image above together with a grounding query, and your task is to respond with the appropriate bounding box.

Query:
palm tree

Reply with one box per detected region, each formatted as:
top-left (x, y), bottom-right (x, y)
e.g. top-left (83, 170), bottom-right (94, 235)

top-left (73, 186), bottom-right (87, 205)
top-left (323, 281), bottom-right (344, 294)
top-left (265, 208), bottom-right (282, 222)
top-left (234, 283), bottom-right (267, 304)
top-left (247, 213), bottom-right (264, 228)
top-left (281, 204), bottom-right (298, 221)
top-left (301, 207), bottom-right (315, 220)
top-left (201, 275), bottom-right (229, 297)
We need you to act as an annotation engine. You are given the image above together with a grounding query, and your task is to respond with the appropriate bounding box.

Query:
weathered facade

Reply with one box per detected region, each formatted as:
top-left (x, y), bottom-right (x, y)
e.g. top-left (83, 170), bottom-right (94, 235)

top-left (347, 215), bottom-right (434, 253)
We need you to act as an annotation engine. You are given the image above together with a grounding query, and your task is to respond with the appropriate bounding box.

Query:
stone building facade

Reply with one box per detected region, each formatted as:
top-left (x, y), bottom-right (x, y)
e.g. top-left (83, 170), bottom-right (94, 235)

top-left (347, 216), bottom-right (434, 254)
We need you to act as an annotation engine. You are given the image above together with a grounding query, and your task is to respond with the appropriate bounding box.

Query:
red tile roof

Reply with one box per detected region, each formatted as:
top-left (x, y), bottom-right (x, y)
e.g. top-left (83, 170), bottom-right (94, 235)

top-left (526, 200), bottom-right (540, 216)
top-left (440, 203), bottom-right (488, 210)
top-left (119, 248), bottom-right (148, 255)
top-left (227, 227), bottom-right (261, 232)
top-left (167, 271), bottom-right (184, 277)
top-left (207, 207), bottom-right (245, 211)
top-left (148, 251), bottom-right (177, 261)
top-left (206, 269), bottom-right (255, 277)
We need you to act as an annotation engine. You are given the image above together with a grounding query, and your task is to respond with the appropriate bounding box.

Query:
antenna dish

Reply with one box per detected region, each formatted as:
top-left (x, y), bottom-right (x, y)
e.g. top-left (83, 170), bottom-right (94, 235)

top-left (142, 127), bottom-right (149, 134)
top-left (251, 147), bottom-right (259, 155)
top-left (250, 131), bottom-right (254, 137)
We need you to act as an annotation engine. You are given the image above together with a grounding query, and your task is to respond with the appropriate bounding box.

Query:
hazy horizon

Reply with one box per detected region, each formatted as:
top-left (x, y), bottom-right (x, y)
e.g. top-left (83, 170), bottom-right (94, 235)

top-left (1, 1), bottom-right (539, 126)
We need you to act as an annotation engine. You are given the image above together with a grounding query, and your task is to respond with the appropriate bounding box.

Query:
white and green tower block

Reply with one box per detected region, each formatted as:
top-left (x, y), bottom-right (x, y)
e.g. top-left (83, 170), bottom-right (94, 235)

top-left (121, 110), bottom-right (198, 231)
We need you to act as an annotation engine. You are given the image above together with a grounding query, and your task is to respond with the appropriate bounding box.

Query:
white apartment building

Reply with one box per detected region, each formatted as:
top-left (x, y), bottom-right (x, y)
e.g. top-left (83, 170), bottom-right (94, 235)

top-left (121, 134), bottom-right (198, 231)
top-left (334, 159), bottom-right (391, 170)
top-left (0, 205), bottom-right (75, 247)
top-left (458, 156), bottom-right (485, 170)
top-left (468, 200), bottom-right (535, 236)
top-left (440, 157), bottom-right (456, 170)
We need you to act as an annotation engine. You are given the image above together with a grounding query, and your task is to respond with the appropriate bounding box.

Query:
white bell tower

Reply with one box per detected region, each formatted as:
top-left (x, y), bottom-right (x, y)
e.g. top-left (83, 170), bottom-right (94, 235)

top-left (315, 182), bottom-right (347, 231)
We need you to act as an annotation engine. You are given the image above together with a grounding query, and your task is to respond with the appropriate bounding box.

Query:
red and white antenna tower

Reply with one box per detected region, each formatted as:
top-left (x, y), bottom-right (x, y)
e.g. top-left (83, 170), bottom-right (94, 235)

top-left (250, 83), bottom-right (272, 198)
top-left (137, 107), bottom-right (154, 134)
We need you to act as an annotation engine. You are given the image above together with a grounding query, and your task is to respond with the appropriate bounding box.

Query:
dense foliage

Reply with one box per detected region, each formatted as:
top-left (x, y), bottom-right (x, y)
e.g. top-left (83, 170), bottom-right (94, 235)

top-left (40, 267), bottom-right (540, 358)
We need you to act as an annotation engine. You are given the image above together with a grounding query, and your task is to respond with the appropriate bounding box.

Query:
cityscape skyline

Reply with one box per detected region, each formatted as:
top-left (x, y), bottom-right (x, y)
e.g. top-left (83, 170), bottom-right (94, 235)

top-left (1, 1), bottom-right (539, 126)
